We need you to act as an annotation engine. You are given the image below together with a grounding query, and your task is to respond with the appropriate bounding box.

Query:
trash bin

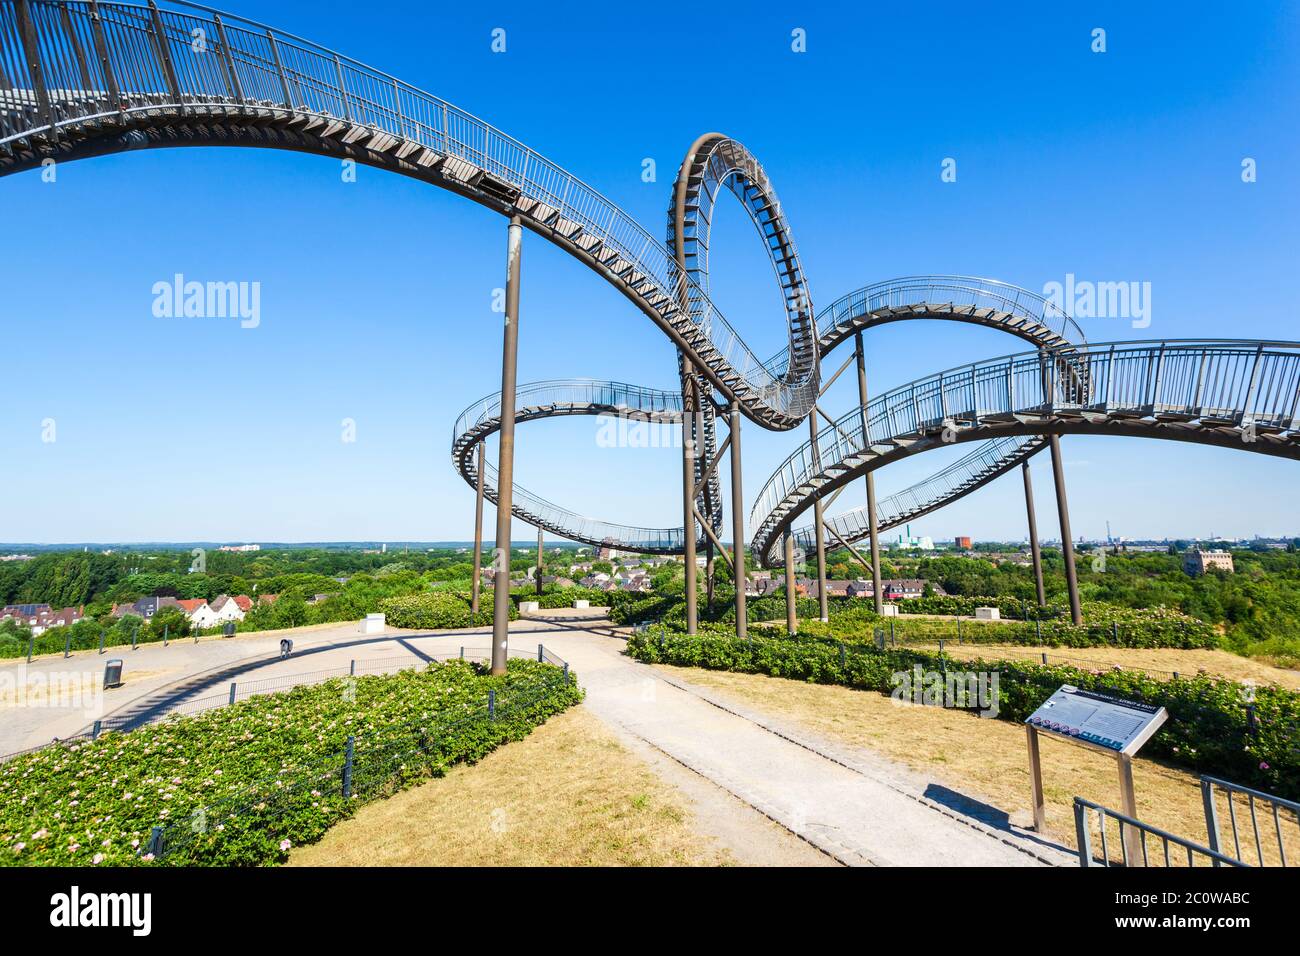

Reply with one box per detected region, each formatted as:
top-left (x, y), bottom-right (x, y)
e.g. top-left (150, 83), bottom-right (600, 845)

top-left (103, 659), bottom-right (124, 689)
top-left (222, 622), bottom-right (236, 638)
top-left (280, 639), bottom-right (293, 659)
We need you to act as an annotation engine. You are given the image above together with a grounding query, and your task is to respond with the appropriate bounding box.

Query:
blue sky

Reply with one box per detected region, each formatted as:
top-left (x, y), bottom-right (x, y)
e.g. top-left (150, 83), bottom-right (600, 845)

top-left (2, 0), bottom-right (1298, 545)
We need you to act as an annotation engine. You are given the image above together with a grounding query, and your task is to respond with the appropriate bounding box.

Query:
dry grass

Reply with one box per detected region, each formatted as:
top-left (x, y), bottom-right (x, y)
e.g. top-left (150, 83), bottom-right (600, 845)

top-left (664, 666), bottom-right (1298, 865)
top-left (289, 706), bottom-right (730, 867)
top-left (907, 642), bottom-right (1300, 689)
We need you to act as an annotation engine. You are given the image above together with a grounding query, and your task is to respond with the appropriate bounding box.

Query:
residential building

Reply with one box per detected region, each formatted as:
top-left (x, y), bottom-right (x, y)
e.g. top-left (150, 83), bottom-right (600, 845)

top-left (1183, 549), bottom-right (1234, 577)
top-left (210, 595), bottom-right (248, 623)
top-left (955, 536), bottom-right (973, 549)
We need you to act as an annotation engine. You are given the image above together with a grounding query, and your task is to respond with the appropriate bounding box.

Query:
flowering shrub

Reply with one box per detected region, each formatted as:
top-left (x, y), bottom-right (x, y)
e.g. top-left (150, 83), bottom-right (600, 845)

top-left (0, 658), bottom-right (580, 867)
top-left (628, 631), bottom-right (1298, 800)
top-left (379, 591), bottom-right (505, 629)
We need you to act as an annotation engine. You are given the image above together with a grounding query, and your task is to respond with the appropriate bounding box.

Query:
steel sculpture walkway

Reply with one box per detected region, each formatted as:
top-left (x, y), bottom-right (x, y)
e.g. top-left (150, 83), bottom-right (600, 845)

top-left (751, 340), bottom-right (1300, 565)
top-left (4, 0), bottom-right (1298, 583)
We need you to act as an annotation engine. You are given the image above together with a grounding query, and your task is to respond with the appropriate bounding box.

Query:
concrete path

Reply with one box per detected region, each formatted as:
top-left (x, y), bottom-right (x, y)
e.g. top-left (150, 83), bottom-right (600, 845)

top-left (2, 614), bottom-right (1075, 866)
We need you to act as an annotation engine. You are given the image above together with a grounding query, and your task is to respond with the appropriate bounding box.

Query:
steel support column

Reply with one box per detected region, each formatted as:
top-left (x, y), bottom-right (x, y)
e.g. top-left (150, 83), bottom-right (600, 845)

top-left (855, 333), bottom-right (883, 614)
top-left (1022, 460), bottom-right (1046, 607)
top-left (1049, 435), bottom-right (1082, 626)
top-left (729, 401), bottom-right (747, 639)
top-left (784, 532), bottom-right (797, 636)
top-left (491, 217), bottom-right (523, 675)
top-left (680, 368), bottom-right (698, 634)
top-left (535, 525), bottom-right (544, 596)
top-left (810, 412), bottom-right (829, 623)
top-left (471, 440), bottom-right (485, 616)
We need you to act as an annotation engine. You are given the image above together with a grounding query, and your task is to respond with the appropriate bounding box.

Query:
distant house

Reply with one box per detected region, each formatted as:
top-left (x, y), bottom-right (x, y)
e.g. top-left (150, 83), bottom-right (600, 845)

top-left (210, 595), bottom-right (247, 623)
top-left (178, 598), bottom-right (220, 630)
top-left (232, 595), bottom-right (253, 613)
top-left (2, 603), bottom-right (51, 620)
top-left (6, 605), bottom-right (85, 635)
top-left (112, 596), bottom-right (181, 620)
top-left (1183, 550), bottom-right (1234, 577)
top-left (257, 593), bottom-right (280, 605)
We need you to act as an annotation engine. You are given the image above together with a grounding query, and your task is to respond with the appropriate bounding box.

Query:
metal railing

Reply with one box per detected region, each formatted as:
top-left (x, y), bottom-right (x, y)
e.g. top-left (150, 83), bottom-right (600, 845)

top-left (451, 379), bottom-right (688, 553)
top-left (789, 436), bottom-right (1044, 558)
top-left (1202, 774), bottom-right (1300, 866)
top-left (1074, 797), bottom-right (1249, 867)
top-left (752, 340), bottom-right (1300, 558)
top-left (0, 0), bottom-right (816, 426)
top-left (762, 275), bottom-right (1086, 378)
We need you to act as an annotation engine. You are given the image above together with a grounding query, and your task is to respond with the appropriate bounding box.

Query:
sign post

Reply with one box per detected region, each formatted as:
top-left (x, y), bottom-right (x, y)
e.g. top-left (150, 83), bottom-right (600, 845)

top-left (1024, 685), bottom-right (1168, 865)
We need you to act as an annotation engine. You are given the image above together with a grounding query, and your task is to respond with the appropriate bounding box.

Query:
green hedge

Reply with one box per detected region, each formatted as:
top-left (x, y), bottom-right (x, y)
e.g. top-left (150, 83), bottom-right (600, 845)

top-left (0, 659), bottom-right (581, 866)
top-left (627, 631), bottom-right (1298, 800)
top-left (509, 586), bottom-right (614, 610)
top-left (379, 590), bottom-right (505, 629)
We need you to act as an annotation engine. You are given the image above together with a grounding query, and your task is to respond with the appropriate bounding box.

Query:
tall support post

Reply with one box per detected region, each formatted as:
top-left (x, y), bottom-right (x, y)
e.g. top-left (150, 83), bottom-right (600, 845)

top-left (535, 525), bottom-right (544, 596)
top-left (854, 333), bottom-right (883, 614)
top-left (680, 369), bottom-right (699, 634)
top-left (1048, 435), bottom-right (1082, 625)
top-left (784, 532), bottom-right (797, 636)
top-left (729, 401), bottom-right (747, 639)
top-left (1022, 460), bottom-right (1046, 607)
top-left (810, 413), bottom-right (829, 623)
top-left (491, 217), bottom-right (523, 675)
top-left (471, 441), bottom-right (485, 616)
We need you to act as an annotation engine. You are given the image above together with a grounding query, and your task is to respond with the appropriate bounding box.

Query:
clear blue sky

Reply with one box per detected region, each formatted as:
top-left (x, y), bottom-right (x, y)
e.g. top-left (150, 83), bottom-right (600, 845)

top-left (3, 0), bottom-right (1297, 545)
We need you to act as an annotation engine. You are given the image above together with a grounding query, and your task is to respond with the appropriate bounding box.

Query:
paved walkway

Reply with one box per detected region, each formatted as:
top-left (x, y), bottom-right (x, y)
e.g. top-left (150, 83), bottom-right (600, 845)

top-left (2, 614), bottom-right (1075, 866)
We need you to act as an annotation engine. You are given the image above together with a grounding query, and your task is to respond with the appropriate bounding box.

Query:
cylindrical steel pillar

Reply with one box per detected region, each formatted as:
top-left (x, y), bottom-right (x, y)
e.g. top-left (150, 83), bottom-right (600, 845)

top-left (855, 334), bottom-right (883, 614)
top-left (491, 217), bottom-right (523, 675)
top-left (1049, 435), bottom-right (1082, 625)
top-left (729, 401), bottom-right (747, 639)
top-left (784, 532), bottom-right (797, 636)
top-left (471, 440), bottom-right (485, 616)
top-left (535, 525), bottom-right (544, 596)
top-left (705, 543), bottom-right (715, 612)
top-left (810, 412), bottom-right (829, 623)
top-left (681, 368), bottom-right (698, 634)
top-left (1022, 460), bottom-right (1046, 607)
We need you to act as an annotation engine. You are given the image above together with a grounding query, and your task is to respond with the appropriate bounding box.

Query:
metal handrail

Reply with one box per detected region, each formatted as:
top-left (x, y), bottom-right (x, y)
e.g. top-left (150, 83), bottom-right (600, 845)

top-left (1074, 796), bottom-right (1248, 867)
top-left (1201, 774), bottom-right (1300, 866)
top-left (0, 0), bottom-right (816, 426)
top-left (752, 340), bottom-right (1300, 560)
top-left (790, 436), bottom-right (1044, 555)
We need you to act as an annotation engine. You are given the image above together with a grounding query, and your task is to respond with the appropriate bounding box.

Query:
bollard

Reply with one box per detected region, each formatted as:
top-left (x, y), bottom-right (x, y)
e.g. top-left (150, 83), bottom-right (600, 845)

top-left (349, 659), bottom-right (356, 676)
top-left (1246, 704), bottom-right (1258, 736)
top-left (1041, 652), bottom-right (1048, 665)
top-left (98, 630), bottom-right (105, 655)
top-left (538, 643), bottom-right (544, 662)
top-left (1112, 621), bottom-right (1119, 643)
top-left (92, 719), bottom-right (102, 740)
top-left (342, 735), bottom-right (355, 799)
top-left (957, 618), bottom-right (962, 643)
top-left (63, 631), bottom-right (71, 659)
top-left (26, 636), bottom-right (33, 663)
top-left (563, 662), bottom-right (569, 682)
top-left (228, 682), bottom-right (237, 706)
top-left (163, 624), bottom-right (169, 647)
top-left (939, 639), bottom-right (945, 654)
top-left (890, 619), bottom-right (895, 646)
top-left (193, 627), bottom-right (199, 644)
top-left (149, 825), bottom-right (163, 859)
top-left (459, 646), bottom-right (464, 660)
top-left (1036, 619), bottom-right (1041, 642)
top-left (488, 690), bottom-right (496, 720)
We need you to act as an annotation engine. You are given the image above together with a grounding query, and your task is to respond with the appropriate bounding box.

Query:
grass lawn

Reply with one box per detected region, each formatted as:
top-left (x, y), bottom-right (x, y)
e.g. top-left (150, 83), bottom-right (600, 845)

top-left (661, 665), bottom-right (1296, 865)
top-left (289, 706), bottom-right (731, 867)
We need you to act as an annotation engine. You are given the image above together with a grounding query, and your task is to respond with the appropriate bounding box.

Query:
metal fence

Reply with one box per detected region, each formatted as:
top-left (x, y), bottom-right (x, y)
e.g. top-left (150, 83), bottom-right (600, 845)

top-left (1202, 774), bottom-right (1300, 866)
top-left (1074, 797), bottom-right (1248, 868)
top-left (0, 642), bottom-right (569, 763)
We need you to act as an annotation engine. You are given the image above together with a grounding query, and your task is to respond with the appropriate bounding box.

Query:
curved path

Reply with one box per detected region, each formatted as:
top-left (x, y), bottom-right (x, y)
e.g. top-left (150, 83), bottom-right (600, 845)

top-left (752, 340), bottom-right (1300, 564)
